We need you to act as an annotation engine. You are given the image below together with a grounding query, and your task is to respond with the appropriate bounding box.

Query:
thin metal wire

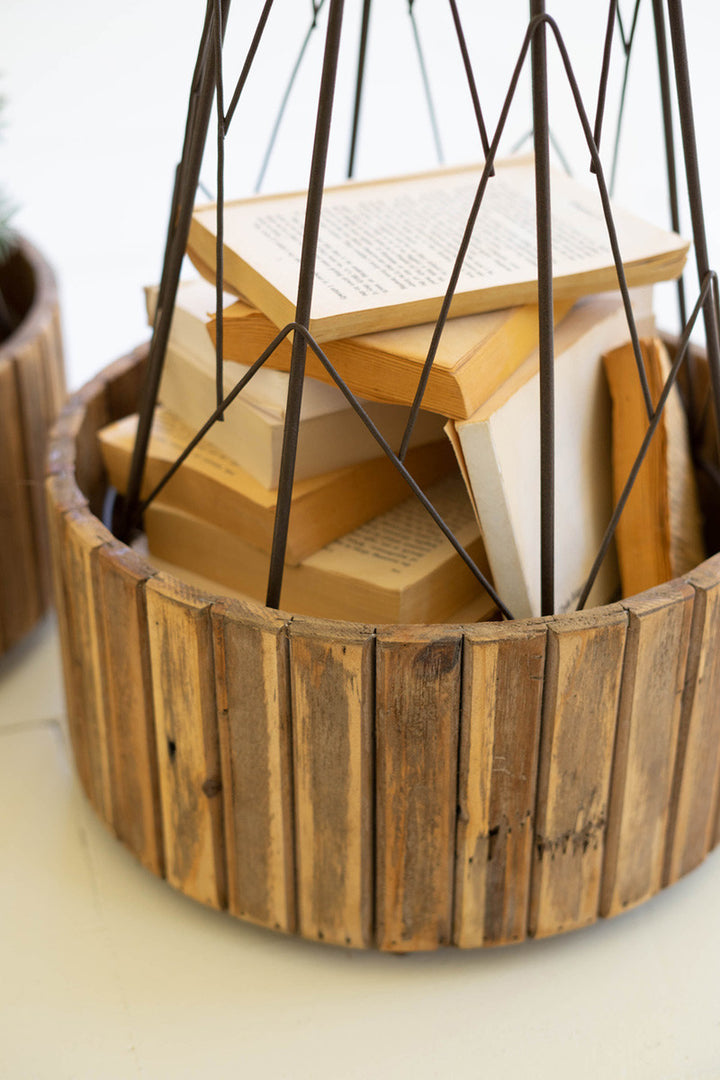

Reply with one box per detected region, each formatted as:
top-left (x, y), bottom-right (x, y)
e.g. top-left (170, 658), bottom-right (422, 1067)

top-left (223, 0), bottom-right (276, 133)
top-left (254, 0), bottom-right (327, 193)
top-left (577, 272), bottom-right (714, 611)
top-left (213, 0), bottom-right (225, 417)
top-left (609, 0), bottom-right (642, 195)
top-left (347, 0), bottom-right (372, 178)
top-left (408, 1), bottom-right (444, 163)
top-left (265, 0), bottom-right (345, 609)
top-left (120, 0), bottom-right (226, 541)
top-left (447, 0), bottom-right (492, 165)
top-left (530, 0), bottom-right (556, 617)
top-left (591, 0), bottom-right (618, 170)
top-left (509, 127), bottom-right (573, 176)
top-left (666, 0), bottom-right (720, 464)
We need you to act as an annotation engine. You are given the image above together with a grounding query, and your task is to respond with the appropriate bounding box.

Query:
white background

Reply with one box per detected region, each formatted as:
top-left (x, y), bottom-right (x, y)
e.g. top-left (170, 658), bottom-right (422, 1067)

top-left (2, 2), bottom-right (720, 1077)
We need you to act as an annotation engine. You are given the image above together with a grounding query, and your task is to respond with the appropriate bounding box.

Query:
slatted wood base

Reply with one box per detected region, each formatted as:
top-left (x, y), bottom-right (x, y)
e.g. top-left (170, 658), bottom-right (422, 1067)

top-left (0, 238), bottom-right (65, 653)
top-left (45, 346), bottom-right (720, 950)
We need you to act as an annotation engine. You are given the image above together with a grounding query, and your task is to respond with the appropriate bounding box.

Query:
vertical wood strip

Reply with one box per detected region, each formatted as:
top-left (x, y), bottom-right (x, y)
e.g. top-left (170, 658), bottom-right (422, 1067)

top-left (530, 606), bottom-right (627, 938)
top-left (0, 358), bottom-right (40, 648)
top-left (146, 574), bottom-right (226, 909)
top-left (213, 601), bottom-right (295, 932)
top-left (665, 556), bottom-right (720, 882)
top-left (56, 508), bottom-right (114, 823)
top-left (45, 476), bottom-right (87, 782)
top-left (455, 621), bottom-right (546, 947)
top-left (14, 339), bottom-right (54, 608)
top-left (290, 617), bottom-right (374, 947)
top-left (375, 627), bottom-right (462, 951)
top-left (92, 542), bottom-right (164, 875)
top-left (601, 583), bottom-right (694, 916)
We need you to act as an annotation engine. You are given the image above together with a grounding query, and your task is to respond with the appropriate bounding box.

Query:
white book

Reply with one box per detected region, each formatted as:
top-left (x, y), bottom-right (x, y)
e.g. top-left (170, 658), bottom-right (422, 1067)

top-left (446, 290), bottom-right (655, 619)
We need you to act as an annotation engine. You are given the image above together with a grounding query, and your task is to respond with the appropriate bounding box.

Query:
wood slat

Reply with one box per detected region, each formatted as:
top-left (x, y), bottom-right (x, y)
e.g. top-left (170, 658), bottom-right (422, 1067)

top-left (289, 617), bottom-right (374, 947)
top-left (74, 381), bottom-right (111, 516)
top-left (212, 600), bottom-right (294, 932)
top-left (375, 626), bottom-right (462, 951)
top-left (454, 620), bottom-right (546, 947)
top-left (146, 574), bottom-right (226, 909)
top-left (0, 357), bottom-right (40, 649)
top-left (14, 337), bottom-right (54, 608)
top-left (92, 542), bottom-right (163, 875)
top-left (55, 507), bottom-right (114, 823)
top-left (530, 606), bottom-right (627, 938)
top-left (601, 582), bottom-right (694, 916)
top-left (665, 556), bottom-right (720, 882)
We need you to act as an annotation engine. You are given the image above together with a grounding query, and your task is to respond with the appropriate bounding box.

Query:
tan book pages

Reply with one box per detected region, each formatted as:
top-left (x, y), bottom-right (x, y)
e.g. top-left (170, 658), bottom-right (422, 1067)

top-left (188, 157), bottom-right (687, 342)
top-left (98, 406), bottom-right (455, 564)
top-left (603, 337), bottom-right (705, 597)
top-left (211, 294), bottom-right (574, 420)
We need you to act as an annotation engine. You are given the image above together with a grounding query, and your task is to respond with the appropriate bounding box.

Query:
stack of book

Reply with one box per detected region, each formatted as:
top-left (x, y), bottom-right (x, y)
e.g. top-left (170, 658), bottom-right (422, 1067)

top-left (99, 157), bottom-right (701, 622)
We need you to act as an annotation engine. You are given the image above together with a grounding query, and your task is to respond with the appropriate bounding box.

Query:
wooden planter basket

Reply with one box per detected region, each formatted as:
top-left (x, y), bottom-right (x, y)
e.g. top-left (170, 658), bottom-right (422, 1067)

top-left (1, 238), bottom-right (65, 652)
top-left (46, 344), bottom-right (720, 951)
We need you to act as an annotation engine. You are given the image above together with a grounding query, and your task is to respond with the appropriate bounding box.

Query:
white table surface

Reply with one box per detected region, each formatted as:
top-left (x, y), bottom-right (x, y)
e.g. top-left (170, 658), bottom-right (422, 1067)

top-left (3, 2), bottom-right (720, 1076)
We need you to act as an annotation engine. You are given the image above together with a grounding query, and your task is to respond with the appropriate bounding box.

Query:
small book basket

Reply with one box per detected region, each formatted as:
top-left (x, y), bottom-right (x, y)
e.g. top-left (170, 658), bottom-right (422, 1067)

top-left (47, 1), bottom-right (720, 949)
top-left (46, 341), bottom-right (720, 950)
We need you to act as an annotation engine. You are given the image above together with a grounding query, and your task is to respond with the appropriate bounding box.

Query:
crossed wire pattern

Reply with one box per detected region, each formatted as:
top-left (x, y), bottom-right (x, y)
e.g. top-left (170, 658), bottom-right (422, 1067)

top-left (121, 0), bottom-right (720, 622)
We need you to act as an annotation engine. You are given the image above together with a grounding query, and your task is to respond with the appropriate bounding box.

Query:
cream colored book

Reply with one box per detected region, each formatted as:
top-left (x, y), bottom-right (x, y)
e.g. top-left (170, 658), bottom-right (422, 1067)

top-left (603, 337), bottom-right (705, 598)
top-left (144, 473), bottom-right (497, 624)
top-left (146, 280), bottom-right (347, 421)
top-left (446, 289), bottom-right (656, 619)
top-left (159, 341), bottom-right (445, 488)
top-left (98, 406), bottom-right (456, 565)
top-left (188, 157), bottom-right (687, 342)
top-left (149, 281), bottom-right (446, 487)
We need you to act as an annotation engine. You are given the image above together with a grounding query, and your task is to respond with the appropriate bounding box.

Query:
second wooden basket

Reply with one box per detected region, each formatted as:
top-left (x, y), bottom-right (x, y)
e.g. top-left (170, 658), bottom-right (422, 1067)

top-left (45, 344), bottom-right (720, 951)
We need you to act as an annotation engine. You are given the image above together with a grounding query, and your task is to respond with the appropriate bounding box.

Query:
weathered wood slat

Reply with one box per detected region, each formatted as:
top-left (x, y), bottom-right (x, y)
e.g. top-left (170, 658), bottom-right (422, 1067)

top-left (665, 556), bottom-right (720, 881)
top-left (146, 573), bottom-right (226, 909)
top-left (455, 620), bottom-right (546, 947)
top-left (375, 626), bottom-right (462, 951)
top-left (530, 606), bottom-right (627, 938)
top-left (290, 617), bottom-right (374, 947)
top-left (92, 542), bottom-right (164, 875)
top-left (55, 508), bottom-right (114, 823)
top-left (601, 582), bottom-right (694, 916)
top-left (0, 358), bottom-right (40, 649)
top-left (14, 338), bottom-right (54, 608)
top-left (213, 600), bottom-right (294, 932)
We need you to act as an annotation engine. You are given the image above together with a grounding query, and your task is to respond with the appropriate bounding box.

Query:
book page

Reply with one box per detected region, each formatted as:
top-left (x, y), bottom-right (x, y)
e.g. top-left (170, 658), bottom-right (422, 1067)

top-left (194, 159), bottom-right (688, 323)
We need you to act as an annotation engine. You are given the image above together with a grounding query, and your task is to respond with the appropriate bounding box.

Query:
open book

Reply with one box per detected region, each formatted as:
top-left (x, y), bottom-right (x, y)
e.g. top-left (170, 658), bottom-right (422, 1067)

top-left (188, 157), bottom-right (687, 342)
top-left (446, 289), bottom-right (655, 619)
